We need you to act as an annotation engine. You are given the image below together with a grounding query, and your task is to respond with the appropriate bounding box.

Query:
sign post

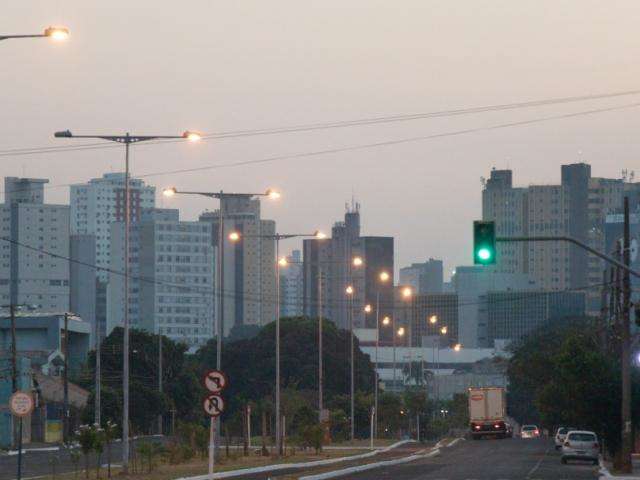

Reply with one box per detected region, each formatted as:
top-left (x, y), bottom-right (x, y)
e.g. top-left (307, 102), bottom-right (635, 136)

top-left (10, 391), bottom-right (34, 480)
top-left (202, 370), bottom-right (227, 480)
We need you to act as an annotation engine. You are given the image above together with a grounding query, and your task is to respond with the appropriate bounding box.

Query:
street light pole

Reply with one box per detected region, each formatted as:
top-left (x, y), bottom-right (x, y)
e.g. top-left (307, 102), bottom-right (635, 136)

top-left (0, 26), bottom-right (69, 42)
top-left (56, 130), bottom-right (200, 472)
top-left (229, 230), bottom-right (320, 455)
top-left (318, 266), bottom-right (323, 423)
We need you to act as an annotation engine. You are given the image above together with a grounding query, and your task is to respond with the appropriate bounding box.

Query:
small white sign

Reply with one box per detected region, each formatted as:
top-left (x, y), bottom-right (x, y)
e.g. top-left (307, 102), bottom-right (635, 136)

top-left (10, 391), bottom-right (34, 417)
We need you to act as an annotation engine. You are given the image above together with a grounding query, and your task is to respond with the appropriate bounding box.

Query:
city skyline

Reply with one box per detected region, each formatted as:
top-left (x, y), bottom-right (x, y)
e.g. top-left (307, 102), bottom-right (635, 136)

top-left (4, 1), bottom-right (640, 279)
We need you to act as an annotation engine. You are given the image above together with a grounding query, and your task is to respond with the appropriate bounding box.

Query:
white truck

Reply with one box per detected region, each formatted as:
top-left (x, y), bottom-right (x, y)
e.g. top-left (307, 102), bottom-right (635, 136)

top-left (468, 387), bottom-right (507, 439)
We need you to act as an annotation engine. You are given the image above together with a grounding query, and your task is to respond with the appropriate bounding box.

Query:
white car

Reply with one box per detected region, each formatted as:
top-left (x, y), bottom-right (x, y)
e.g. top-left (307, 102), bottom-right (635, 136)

top-left (521, 425), bottom-right (540, 438)
top-left (561, 430), bottom-right (600, 465)
top-left (554, 426), bottom-right (577, 450)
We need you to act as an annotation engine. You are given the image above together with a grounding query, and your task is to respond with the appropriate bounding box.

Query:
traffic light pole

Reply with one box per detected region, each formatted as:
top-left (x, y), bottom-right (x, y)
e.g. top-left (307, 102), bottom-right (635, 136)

top-left (495, 236), bottom-right (640, 279)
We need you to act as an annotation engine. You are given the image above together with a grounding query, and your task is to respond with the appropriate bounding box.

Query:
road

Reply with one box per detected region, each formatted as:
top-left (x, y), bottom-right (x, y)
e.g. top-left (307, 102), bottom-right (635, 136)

top-left (2, 437), bottom-right (602, 480)
top-left (336, 437), bottom-right (600, 480)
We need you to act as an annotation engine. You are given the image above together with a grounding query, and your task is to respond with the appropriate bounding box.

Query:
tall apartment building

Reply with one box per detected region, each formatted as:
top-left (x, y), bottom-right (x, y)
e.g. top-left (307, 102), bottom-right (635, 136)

top-left (399, 259), bottom-right (443, 294)
top-left (70, 173), bottom-right (156, 282)
top-left (280, 249), bottom-right (303, 318)
top-left (303, 204), bottom-right (394, 331)
top-left (199, 196), bottom-right (276, 337)
top-left (0, 178), bottom-right (70, 311)
top-left (70, 173), bottom-right (155, 338)
top-left (108, 209), bottom-right (214, 346)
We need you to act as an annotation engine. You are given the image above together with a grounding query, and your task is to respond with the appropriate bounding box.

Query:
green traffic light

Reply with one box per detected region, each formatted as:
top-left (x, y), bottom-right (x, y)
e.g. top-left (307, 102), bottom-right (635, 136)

top-left (477, 248), bottom-right (492, 261)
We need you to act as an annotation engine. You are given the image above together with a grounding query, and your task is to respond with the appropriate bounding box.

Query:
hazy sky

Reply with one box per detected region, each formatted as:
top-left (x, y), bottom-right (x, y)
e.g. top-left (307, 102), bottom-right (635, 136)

top-left (3, 1), bottom-right (640, 279)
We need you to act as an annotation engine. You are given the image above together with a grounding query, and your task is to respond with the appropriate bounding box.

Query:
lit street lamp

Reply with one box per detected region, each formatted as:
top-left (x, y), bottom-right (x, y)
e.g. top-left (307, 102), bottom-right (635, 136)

top-left (56, 130), bottom-right (200, 472)
top-left (1, 26), bottom-right (70, 42)
top-left (230, 229), bottom-right (322, 455)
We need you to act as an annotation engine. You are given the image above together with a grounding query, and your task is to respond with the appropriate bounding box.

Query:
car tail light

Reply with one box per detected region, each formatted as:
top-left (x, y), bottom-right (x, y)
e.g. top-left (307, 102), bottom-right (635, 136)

top-left (534, 429), bottom-right (539, 435)
top-left (474, 425), bottom-right (481, 430)
top-left (494, 424), bottom-right (500, 429)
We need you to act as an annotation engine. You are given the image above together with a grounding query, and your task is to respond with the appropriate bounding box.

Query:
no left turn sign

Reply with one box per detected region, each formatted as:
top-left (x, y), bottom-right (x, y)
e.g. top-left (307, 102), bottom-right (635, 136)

top-left (203, 370), bottom-right (228, 393)
top-left (203, 394), bottom-right (225, 417)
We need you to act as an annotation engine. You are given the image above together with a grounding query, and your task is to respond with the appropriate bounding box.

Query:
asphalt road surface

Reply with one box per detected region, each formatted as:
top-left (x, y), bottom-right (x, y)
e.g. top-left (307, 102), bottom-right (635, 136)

top-left (336, 437), bottom-right (600, 480)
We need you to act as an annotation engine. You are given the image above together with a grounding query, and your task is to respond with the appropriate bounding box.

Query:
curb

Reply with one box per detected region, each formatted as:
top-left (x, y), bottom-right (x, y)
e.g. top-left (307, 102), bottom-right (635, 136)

top-left (174, 440), bottom-right (412, 480)
top-left (298, 448), bottom-right (441, 480)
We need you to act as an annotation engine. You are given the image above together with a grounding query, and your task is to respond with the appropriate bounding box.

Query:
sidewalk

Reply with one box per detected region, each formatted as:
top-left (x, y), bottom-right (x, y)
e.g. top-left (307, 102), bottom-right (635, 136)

top-left (600, 457), bottom-right (640, 478)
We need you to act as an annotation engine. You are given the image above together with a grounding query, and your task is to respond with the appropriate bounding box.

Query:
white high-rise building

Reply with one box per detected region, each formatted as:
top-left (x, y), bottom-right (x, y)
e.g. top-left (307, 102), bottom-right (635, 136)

top-left (280, 250), bottom-right (303, 318)
top-left (0, 177), bottom-right (70, 310)
top-left (70, 173), bottom-right (155, 283)
top-left (108, 209), bottom-right (214, 346)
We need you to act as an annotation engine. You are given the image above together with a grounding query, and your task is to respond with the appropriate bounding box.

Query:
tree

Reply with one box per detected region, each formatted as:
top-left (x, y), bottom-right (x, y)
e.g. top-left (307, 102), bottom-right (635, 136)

top-left (377, 392), bottom-right (403, 438)
top-left (75, 424), bottom-right (96, 479)
top-left (191, 317), bottom-right (376, 428)
top-left (103, 420), bottom-right (117, 478)
top-left (81, 328), bottom-right (200, 432)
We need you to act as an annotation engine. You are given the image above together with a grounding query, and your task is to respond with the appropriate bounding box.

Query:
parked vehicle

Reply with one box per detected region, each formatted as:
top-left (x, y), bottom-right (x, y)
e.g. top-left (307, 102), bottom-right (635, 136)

top-left (521, 425), bottom-right (540, 438)
top-left (561, 430), bottom-right (600, 465)
top-left (554, 426), bottom-right (577, 450)
top-left (468, 387), bottom-right (507, 439)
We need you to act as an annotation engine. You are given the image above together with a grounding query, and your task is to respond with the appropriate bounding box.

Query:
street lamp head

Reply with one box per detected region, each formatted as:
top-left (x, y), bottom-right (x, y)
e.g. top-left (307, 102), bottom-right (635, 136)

top-left (352, 256), bottom-right (364, 267)
top-left (382, 316), bottom-right (391, 326)
top-left (364, 304), bottom-right (372, 313)
top-left (182, 131), bottom-right (202, 142)
top-left (379, 271), bottom-right (390, 283)
top-left (402, 287), bottom-right (412, 299)
top-left (162, 187), bottom-right (177, 197)
top-left (228, 231), bottom-right (241, 242)
top-left (45, 26), bottom-right (70, 41)
top-left (266, 189), bottom-right (281, 200)
top-left (54, 130), bottom-right (72, 138)
top-left (278, 257), bottom-right (288, 267)
top-left (453, 343), bottom-right (462, 352)
top-left (440, 326), bottom-right (448, 335)
top-left (429, 314), bottom-right (438, 324)
top-left (397, 327), bottom-right (405, 337)
top-left (314, 230), bottom-right (327, 239)
top-left (345, 285), bottom-right (354, 295)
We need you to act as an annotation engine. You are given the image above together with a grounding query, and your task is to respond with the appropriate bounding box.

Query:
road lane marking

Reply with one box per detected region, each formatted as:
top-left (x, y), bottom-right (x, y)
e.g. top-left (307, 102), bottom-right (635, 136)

top-left (526, 443), bottom-right (551, 479)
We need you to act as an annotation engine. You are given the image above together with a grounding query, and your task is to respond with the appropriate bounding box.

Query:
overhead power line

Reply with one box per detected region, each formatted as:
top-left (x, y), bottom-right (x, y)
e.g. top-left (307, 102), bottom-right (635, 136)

top-left (1, 88), bottom-right (639, 158)
top-left (1, 99), bottom-right (640, 200)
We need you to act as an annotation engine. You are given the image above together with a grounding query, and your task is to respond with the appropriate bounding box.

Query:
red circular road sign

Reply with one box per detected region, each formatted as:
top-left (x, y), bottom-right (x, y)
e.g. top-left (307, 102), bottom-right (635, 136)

top-left (203, 394), bottom-right (225, 417)
top-left (202, 370), bottom-right (228, 393)
top-left (10, 391), bottom-right (34, 417)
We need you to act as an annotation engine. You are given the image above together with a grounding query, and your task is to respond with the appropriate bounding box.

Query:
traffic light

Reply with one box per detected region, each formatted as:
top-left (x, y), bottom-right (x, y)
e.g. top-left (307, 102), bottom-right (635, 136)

top-left (473, 221), bottom-right (496, 265)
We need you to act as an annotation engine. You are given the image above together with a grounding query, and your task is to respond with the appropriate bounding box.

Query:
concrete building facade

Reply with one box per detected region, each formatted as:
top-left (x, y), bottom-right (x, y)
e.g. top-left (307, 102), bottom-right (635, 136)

top-left (108, 209), bottom-right (214, 346)
top-left (483, 290), bottom-right (586, 346)
top-left (199, 196), bottom-right (276, 337)
top-left (303, 204), bottom-right (394, 331)
top-left (280, 249), bottom-right (303, 318)
top-left (399, 259), bottom-right (443, 294)
top-left (0, 178), bottom-right (70, 311)
top-left (452, 266), bottom-right (536, 348)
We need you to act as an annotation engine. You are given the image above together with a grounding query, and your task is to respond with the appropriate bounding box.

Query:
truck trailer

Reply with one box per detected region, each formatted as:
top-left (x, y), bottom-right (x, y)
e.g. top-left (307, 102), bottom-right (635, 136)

top-left (468, 387), bottom-right (507, 439)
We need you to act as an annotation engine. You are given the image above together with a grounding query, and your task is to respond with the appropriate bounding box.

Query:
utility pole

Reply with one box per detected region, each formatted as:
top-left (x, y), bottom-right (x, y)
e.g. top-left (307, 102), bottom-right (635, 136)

top-left (620, 197), bottom-right (632, 473)
top-left (158, 333), bottom-right (163, 435)
top-left (10, 304), bottom-right (17, 450)
top-left (95, 314), bottom-right (101, 426)
top-left (318, 266), bottom-right (323, 422)
top-left (10, 304), bottom-right (17, 393)
top-left (63, 313), bottom-right (70, 444)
